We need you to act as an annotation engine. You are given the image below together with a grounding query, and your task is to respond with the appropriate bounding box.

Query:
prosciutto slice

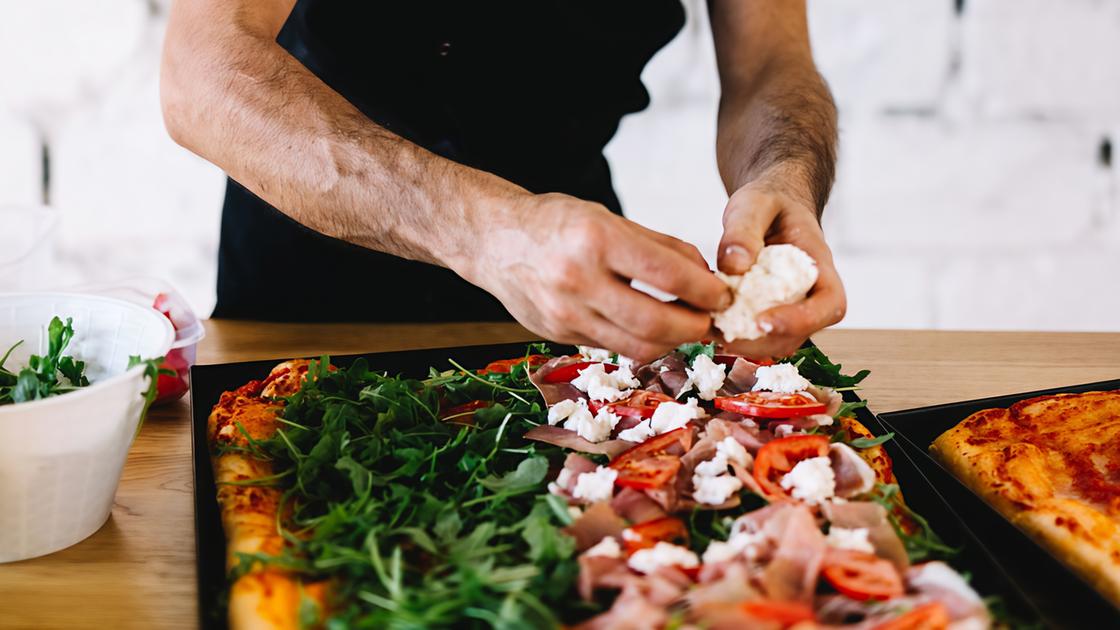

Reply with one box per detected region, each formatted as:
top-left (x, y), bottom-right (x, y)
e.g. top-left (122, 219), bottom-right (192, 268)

top-left (611, 488), bottom-right (667, 524)
top-left (566, 501), bottom-right (627, 551)
top-left (577, 553), bottom-right (631, 600)
top-left (829, 443), bottom-right (877, 498)
top-left (634, 353), bottom-right (691, 398)
top-left (724, 357), bottom-right (761, 392)
top-left (808, 384), bottom-right (844, 417)
top-left (821, 500), bottom-right (910, 572)
top-left (523, 426), bottom-right (631, 458)
top-left (705, 418), bottom-right (765, 454)
top-left (529, 356), bottom-right (590, 407)
top-left (574, 580), bottom-right (669, 630)
top-left (757, 503), bottom-right (826, 603)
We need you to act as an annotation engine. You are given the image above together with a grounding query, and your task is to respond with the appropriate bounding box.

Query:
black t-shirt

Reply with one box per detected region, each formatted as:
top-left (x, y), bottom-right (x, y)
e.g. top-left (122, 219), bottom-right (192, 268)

top-left (213, 0), bottom-right (684, 321)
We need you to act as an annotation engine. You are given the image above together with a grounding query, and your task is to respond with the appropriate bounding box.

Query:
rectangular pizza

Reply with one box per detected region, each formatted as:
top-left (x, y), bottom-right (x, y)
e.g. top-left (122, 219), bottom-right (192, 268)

top-left (207, 343), bottom-right (997, 628)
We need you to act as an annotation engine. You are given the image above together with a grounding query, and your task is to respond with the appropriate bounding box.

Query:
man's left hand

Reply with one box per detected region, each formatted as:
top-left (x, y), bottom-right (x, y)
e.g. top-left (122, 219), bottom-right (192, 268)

top-left (715, 167), bottom-right (847, 359)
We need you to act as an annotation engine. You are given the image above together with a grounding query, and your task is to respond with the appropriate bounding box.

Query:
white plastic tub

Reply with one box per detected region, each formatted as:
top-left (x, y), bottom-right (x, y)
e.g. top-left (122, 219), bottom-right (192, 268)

top-left (0, 293), bottom-right (174, 562)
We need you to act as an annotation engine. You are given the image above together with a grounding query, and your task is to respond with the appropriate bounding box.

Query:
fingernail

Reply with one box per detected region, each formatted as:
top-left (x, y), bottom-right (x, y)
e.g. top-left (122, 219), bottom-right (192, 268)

top-left (718, 288), bottom-right (733, 311)
top-left (722, 245), bottom-right (751, 274)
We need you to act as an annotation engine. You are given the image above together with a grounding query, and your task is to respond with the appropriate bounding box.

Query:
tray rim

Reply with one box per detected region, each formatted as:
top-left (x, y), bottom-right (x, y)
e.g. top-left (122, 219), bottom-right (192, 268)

top-left (187, 340), bottom-right (1049, 627)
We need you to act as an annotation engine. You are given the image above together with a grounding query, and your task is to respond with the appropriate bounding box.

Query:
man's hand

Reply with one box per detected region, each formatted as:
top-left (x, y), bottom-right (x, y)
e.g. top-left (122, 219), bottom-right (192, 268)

top-left (468, 193), bottom-right (732, 362)
top-left (716, 167), bottom-right (846, 359)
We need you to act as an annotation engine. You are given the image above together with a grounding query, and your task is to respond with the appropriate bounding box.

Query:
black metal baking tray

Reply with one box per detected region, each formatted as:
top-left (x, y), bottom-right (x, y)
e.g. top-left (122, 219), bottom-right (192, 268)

top-left (190, 341), bottom-right (1041, 628)
top-left (878, 379), bottom-right (1120, 628)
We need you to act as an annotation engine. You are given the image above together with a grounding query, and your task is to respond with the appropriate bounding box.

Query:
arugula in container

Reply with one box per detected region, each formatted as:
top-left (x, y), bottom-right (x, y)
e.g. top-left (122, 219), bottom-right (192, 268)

top-left (0, 316), bottom-right (90, 406)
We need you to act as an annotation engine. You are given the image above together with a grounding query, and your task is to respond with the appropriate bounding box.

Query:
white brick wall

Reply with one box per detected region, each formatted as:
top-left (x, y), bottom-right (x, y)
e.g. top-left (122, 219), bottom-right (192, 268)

top-left (0, 0), bottom-right (1116, 331)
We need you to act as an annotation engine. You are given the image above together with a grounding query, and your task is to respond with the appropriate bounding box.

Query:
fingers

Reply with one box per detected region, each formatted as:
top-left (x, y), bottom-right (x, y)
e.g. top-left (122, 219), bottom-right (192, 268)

top-left (718, 188), bottom-right (781, 275)
top-left (589, 276), bottom-right (712, 348)
top-left (581, 310), bottom-right (679, 363)
top-left (606, 233), bottom-right (732, 313)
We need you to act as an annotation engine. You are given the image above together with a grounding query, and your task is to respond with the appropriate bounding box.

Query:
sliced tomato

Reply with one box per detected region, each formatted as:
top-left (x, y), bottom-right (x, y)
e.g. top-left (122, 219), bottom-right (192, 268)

top-left (541, 360), bottom-right (618, 383)
top-left (714, 391), bottom-right (826, 418)
top-left (740, 600), bottom-right (815, 626)
top-left (478, 354), bottom-right (550, 375)
top-left (440, 399), bottom-right (491, 422)
top-left (873, 603), bottom-right (950, 630)
top-left (591, 390), bottom-right (675, 419)
top-left (752, 434), bottom-right (830, 498)
top-left (612, 426), bottom-right (694, 464)
top-left (821, 549), bottom-right (905, 602)
top-left (609, 426), bottom-right (693, 489)
top-left (613, 455), bottom-right (680, 489)
top-left (622, 516), bottom-right (689, 553)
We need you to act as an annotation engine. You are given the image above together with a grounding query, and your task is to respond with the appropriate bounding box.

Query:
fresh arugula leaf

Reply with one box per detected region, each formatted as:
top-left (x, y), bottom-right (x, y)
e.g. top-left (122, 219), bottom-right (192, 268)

top-left (1, 317), bottom-right (93, 406)
top-left (676, 342), bottom-right (715, 364)
top-left (849, 432), bottom-right (894, 449)
top-left (834, 400), bottom-right (867, 419)
top-left (870, 483), bottom-right (961, 562)
top-left (128, 355), bottom-right (171, 437)
top-left (780, 346), bottom-right (869, 388)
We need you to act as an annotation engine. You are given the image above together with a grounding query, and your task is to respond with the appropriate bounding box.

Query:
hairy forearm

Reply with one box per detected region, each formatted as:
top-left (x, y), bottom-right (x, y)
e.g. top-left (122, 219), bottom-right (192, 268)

top-left (160, 8), bottom-right (524, 275)
top-left (715, 58), bottom-right (838, 216)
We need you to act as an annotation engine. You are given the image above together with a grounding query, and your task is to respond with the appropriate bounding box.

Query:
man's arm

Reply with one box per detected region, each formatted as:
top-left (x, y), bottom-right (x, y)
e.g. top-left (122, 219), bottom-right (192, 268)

top-left (161, 0), bottom-right (731, 360)
top-left (708, 0), bottom-right (846, 358)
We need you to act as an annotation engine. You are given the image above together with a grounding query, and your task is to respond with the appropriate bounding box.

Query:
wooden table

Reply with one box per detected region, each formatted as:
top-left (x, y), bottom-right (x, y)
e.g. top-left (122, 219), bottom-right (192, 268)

top-left (2, 322), bottom-right (1117, 629)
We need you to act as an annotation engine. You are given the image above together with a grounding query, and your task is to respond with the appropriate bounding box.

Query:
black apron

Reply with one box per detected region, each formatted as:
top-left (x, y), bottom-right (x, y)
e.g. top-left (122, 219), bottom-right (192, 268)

top-left (214, 0), bottom-right (685, 321)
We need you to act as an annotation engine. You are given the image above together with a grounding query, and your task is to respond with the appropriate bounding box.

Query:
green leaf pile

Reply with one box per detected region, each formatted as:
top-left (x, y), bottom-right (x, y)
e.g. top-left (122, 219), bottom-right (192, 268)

top-left (231, 349), bottom-right (601, 628)
top-left (0, 316), bottom-right (90, 405)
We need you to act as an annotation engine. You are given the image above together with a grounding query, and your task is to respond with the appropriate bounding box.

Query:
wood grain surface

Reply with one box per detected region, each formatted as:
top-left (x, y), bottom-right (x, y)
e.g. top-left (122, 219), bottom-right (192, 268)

top-left (1, 321), bottom-right (1117, 629)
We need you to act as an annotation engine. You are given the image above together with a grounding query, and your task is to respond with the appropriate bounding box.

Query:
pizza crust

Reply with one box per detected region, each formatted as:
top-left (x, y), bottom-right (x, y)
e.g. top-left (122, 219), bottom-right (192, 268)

top-left (208, 360), bottom-right (324, 629)
top-left (931, 391), bottom-right (1120, 607)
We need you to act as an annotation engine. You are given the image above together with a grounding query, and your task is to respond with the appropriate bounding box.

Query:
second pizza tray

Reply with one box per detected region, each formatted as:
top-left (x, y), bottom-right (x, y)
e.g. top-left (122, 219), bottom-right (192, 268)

top-left (877, 379), bottom-right (1120, 628)
top-left (190, 341), bottom-right (1044, 628)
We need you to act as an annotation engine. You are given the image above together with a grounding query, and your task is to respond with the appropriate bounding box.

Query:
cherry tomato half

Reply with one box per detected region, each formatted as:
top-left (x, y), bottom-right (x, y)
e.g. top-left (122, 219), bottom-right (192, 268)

top-left (478, 354), bottom-right (550, 375)
top-left (622, 516), bottom-right (689, 554)
top-left (873, 603), bottom-right (950, 630)
top-left (752, 434), bottom-right (830, 498)
top-left (740, 600), bottom-right (816, 626)
top-left (440, 399), bottom-right (491, 422)
top-left (714, 391), bottom-right (826, 418)
top-left (591, 390), bottom-right (675, 419)
top-left (610, 426), bottom-right (693, 489)
top-left (541, 360), bottom-right (618, 383)
top-left (821, 549), bottom-right (905, 602)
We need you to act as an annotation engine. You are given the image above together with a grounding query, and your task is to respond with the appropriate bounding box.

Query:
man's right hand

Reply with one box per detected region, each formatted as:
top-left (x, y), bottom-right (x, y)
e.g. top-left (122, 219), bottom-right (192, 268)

top-left (465, 193), bottom-right (732, 362)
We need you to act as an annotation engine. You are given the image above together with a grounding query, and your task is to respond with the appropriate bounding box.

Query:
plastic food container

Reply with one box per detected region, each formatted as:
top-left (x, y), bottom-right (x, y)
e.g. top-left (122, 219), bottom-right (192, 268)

top-left (0, 292), bottom-right (174, 562)
top-left (67, 278), bottom-right (205, 404)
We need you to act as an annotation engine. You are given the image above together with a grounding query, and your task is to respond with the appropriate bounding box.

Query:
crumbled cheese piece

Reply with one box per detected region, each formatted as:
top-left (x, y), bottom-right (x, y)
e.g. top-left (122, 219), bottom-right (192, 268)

top-left (809, 413), bottom-right (834, 427)
top-left (695, 437), bottom-right (751, 477)
top-left (577, 346), bottom-right (613, 363)
top-left (547, 398), bottom-right (588, 426)
top-left (571, 363), bottom-right (640, 402)
top-left (693, 473), bottom-right (743, 505)
top-left (650, 398), bottom-right (705, 434)
top-left (621, 528), bottom-right (641, 542)
top-left (827, 527), bottom-right (875, 554)
top-left (617, 355), bottom-right (637, 370)
top-left (564, 403), bottom-right (614, 443)
top-left (585, 536), bottom-right (622, 559)
top-left (774, 424), bottom-right (801, 438)
top-left (717, 436), bottom-right (750, 467)
top-left (712, 244), bottom-right (818, 341)
top-left (779, 456), bottom-right (836, 505)
top-left (684, 353), bottom-right (727, 401)
top-left (752, 363), bottom-right (811, 393)
top-left (694, 453), bottom-right (730, 478)
top-left (618, 419), bottom-right (655, 443)
top-left (548, 468), bottom-right (575, 496)
top-left (701, 530), bottom-right (767, 564)
top-left (627, 542), bottom-right (699, 575)
top-left (572, 466), bottom-right (618, 503)
top-left (908, 561), bottom-right (984, 605)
